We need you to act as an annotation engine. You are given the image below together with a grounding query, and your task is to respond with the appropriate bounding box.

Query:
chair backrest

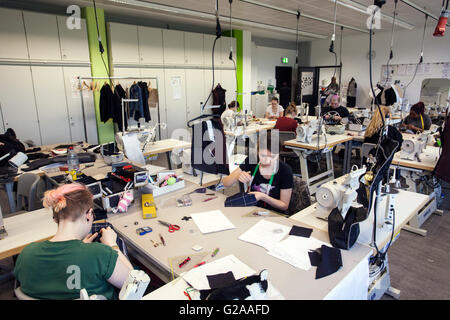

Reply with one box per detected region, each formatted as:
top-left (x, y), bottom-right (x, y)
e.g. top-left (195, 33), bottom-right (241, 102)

top-left (361, 143), bottom-right (377, 167)
top-left (286, 175), bottom-right (311, 216)
top-left (16, 173), bottom-right (42, 211)
top-left (278, 131), bottom-right (296, 154)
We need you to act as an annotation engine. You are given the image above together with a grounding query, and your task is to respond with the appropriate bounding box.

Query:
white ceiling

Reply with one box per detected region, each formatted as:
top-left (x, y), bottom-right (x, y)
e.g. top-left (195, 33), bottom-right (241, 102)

top-left (2, 0), bottom-right (447, 43)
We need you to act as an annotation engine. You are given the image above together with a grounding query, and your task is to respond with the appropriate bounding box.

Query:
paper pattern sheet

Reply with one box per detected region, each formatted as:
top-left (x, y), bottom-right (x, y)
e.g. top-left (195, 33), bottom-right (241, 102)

top-left (238, 220), bottom-right (291, 250)
top-left (191, 210), bottom-right (236, 234)
top-left (267, 236), bottom-right (329, 271)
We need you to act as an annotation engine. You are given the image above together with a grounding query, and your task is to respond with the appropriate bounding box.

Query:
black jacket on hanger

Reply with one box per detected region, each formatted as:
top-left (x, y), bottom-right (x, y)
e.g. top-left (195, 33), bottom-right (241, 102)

top-left (99, 83), bottom-right (114, 123)
top-left (113, 84), bottom-right (128, 132)
top-left (138, 81), bottom-right (151, 122)
top-left (212, 84), bottom-right (227, 115)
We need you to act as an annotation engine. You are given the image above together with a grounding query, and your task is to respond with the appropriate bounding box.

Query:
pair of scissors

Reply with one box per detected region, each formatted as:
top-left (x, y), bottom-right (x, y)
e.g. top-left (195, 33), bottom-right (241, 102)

top-left (158, 220), bottom-right (180, 233)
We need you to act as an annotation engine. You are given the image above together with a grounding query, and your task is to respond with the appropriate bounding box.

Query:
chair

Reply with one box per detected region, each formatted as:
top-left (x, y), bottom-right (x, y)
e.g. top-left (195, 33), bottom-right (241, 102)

top-left (278, 131), bottom-right (297, 163)
top-left (360, 143), bottom-right (377, 167)
top-left (16, 173), bottom-right (45, 211)
top-left (286, 175), bottom-right (312, 216)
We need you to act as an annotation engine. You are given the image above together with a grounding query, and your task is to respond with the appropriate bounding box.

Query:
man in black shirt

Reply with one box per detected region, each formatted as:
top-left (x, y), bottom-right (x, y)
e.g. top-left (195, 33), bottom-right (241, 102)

top-left (321, 94), bottom-right (349, 124)
top-left (222, 136), bottom-right (293, 213)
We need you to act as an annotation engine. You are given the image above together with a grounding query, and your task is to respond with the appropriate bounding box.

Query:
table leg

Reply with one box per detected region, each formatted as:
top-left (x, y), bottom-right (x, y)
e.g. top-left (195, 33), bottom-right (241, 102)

top-left (343, 140), bottom-right (353, 174)
top-left (4, 182), bottom-right (15, 213)
top-left (166, 151), bottom-right (172, 170)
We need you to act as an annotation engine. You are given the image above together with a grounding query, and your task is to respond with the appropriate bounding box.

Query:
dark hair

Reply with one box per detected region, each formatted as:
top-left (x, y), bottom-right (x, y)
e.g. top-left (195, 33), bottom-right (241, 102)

top-left (271, 97), bottom-right (279, 102)
top-left (285, 104), bottom-right (296, 115)
top-left (228, 101), bottom-right (240, 109)
top-left (258, 134), bottom-right (278, 155)
top-left (411, 102), bottom-right (425, 115)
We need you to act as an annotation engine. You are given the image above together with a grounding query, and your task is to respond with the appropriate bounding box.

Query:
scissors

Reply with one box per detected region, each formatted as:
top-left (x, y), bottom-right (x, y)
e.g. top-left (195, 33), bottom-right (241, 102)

top-left (158, 220), bottom-right (181, 233)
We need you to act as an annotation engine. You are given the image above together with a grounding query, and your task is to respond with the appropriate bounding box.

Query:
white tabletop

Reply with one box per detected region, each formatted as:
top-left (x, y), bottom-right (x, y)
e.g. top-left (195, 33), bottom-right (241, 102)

top-left (284, 134), bottom-right (353, 151)
top-left (143, 139), bottom-right (191, 156)
top-left (391, 145), bottom-right (440, 172)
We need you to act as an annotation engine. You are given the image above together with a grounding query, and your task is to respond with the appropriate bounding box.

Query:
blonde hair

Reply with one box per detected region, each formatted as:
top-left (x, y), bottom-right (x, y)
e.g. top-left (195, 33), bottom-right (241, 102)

top-left (285, 103), bottom-right (297, 115)
top-left (365, 106), bottom-right (391, 138)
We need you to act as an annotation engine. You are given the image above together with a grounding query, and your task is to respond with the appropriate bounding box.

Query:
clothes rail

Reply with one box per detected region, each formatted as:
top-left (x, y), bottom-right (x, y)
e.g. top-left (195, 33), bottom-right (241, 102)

top-left (76, 76), bottom-right (159, 143)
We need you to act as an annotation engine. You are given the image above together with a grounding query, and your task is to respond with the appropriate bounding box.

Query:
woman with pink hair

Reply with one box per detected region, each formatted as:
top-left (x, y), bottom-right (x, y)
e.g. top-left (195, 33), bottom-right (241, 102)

top-left (13, 183), bottom-right (133, 299)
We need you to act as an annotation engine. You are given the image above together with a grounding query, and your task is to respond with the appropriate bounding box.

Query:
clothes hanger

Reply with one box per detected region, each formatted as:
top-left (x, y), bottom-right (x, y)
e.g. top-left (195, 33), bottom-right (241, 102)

top-left (187, 114), bottom-right (220, 128)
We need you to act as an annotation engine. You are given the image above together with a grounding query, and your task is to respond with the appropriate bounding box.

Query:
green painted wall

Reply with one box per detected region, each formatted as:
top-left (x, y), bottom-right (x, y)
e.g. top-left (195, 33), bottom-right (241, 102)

top-left (82, 7), bottom-right (115, 144)
top-left (224, 30), bottom-right (243, 111)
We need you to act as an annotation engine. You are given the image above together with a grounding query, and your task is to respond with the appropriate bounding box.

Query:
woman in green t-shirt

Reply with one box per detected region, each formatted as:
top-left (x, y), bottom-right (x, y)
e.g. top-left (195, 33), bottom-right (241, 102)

top-left (14, 183), bottom-right (134, 300)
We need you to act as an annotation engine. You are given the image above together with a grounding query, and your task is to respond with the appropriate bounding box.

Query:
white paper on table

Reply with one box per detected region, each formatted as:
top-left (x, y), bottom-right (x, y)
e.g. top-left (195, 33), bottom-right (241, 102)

top-left (238, 220), bottom-right (291, 250)
top-left (267, 236), bottom-right (329, 271)
top-left (182, 254), bottom-right (256, 290)
top-left (121, 133), bottom-right (145, 165)
top-left (190, 210), bottom-right (235, 234)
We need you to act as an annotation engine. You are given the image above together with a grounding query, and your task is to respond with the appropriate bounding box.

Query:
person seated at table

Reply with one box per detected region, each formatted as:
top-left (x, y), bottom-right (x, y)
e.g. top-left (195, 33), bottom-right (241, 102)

top-left (222, 135), bottom-right (293, 213)
top-left (274, 103), bottom-right (298, 133)
top-left (321, 94), bottom-right (349, 124)
top-left (265, 97), bottom-right (284, 120)
top-left (220, 100), bottom-right (240, 125)
top-left (364, 106), bottom-right (403, 147)
top-left (14, 183), bottom-right (134, 300)
top-left (400, 101), bottom-right (431, 134)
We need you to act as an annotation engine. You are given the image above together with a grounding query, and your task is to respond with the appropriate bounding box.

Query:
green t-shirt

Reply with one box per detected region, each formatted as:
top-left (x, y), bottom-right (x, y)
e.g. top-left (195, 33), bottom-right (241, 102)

top-left (14, 239), bottom-right (118, 300)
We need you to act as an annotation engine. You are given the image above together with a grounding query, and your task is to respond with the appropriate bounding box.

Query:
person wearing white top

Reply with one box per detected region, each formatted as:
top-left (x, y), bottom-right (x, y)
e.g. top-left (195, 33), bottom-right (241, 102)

top-left (265, 97), bottom-right (284, 120)
top-left (221, 101), bottom-right (240, 125)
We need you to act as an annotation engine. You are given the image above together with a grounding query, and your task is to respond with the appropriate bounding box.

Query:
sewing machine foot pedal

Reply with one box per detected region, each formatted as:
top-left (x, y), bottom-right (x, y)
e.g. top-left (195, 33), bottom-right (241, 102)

top-left (386, 286), bottom-right (401, 300)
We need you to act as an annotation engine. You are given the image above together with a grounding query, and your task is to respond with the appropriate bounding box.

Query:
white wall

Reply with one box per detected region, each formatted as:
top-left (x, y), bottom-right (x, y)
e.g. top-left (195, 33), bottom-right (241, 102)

top-left (251, 43), bottom-right (297, 91)
top-left (310, 26), bottom-right (450, 107)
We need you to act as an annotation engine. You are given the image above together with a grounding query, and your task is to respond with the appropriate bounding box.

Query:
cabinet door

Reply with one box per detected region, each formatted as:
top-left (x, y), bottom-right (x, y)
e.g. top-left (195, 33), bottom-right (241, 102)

top-left (109, 22), bottom-right (139, 64)
top-left (203, 68), bottom-right (216, 110)
top-left (184, 32), bottom-right (204, 66)
top-left (162, 30), bottom-right (185, 65)
top-left (0, 66), bottom-right (41, 145)
top-left (31, 66), bottom-right (71, 145)
top-left (138, 26), bottom-right (163, 65)
top-left (57, 16), bottom-right (90, 61)
top-left (185, 69), bottom-right (205, 121)
top-left (62, 67), bottom-right (98, 144)
top-left (221, 36), bottom-right (237, 68)
top-left (220, 69), bottom-right (238, 107)
top-left (0, 8), bottom-right (28, 60)
top-left (203, 34), bottom-right (220, 68)
top-left (23, 11), bottom-right (61, 60)
top-left (164, 69), bottom-right (187, 138)
top-left (141, 68), bottom-right (167, 139)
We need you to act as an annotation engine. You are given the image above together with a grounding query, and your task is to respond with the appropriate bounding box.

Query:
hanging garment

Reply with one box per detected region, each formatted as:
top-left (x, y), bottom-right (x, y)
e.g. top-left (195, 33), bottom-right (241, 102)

top-left (347, 78), bottom-right (357, 108)
top-left (138, 81), bottom-right (151, 122)
top-left (113, 84), bottom-right (128, 132)
top-left (375, 85), bottom-right (397, 106)
top-left (129, 83), bottom-right (144, 121)
top-left (99, 83), bottom-right (114, 123)
top-left (212, 84), bottom-right (227, 115)
top-left (148, 87), bottom-right (159, 108)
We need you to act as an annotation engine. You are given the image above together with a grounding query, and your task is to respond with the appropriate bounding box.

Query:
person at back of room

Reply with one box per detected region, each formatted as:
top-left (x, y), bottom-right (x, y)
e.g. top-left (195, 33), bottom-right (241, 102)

top-left (265, 97), bottom-right (284, 120)
top-left (278, 82), bottom-right (291, 108)
top-left (321, 94), bottom-right (349, 123)
top-left (222, 135), bottom-right (293, 213)
top-left (14, 184), bottom-right (134, 300)
top-left (221, 100), bottom-right (240, 125)
top-left (400, 101), bottom-right (431, 134)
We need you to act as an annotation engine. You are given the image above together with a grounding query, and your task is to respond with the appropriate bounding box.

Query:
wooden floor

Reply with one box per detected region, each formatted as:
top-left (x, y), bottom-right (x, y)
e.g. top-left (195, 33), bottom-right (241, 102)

top-left (1, 151), bottom-right (450, 300)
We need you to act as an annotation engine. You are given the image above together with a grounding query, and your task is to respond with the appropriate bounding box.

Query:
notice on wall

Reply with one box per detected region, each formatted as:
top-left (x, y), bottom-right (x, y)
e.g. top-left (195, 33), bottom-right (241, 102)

top-left (170, 76), bottom-right (182, 100)
top-left (301, 72), bottom-right (314, 96)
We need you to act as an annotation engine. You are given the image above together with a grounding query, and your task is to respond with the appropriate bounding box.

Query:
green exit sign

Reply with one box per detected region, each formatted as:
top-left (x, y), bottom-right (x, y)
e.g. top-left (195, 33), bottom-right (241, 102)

top-left (281, 57), bottom-right (289, 64)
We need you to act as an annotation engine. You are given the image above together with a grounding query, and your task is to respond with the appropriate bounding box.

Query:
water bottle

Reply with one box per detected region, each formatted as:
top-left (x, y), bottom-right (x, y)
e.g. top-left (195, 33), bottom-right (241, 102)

top-left (67, 146), bottom-right (80, 172)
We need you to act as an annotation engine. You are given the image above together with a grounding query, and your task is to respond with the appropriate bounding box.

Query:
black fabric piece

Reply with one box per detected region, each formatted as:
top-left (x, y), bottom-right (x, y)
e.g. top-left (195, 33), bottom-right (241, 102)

top-left (138, 82), bottom-right (151, 122)
top-left (26, 152), bottom-right (50, 161)
top-left (190, 118), bottom-right (229, 175)
top-left (200, 270), bottom-right (268, 300)
top-left (375, 87), bottom-right (397, 106)
top-left (21, 153), bottom-right (96, 172)
top-left (364, 125), bottom-right (403, 149)
top-left (207, 271), bottom-right (236, 289)
top-left (212, 84), bottom-right (227, 115)
top-left (328, 206), bottom-right (364, 250)
top-left (315, 245), bottom-right (343, 279)
top-left (99, 84), bottom-right (114, 123)
top-left (25, 147), bottom-right (41, 154)
top-left (113, 84), bottom-right (128, 132)
top-left (347, 96), bottom-right (356, 108)
top-left (308, 249), bottom-right (321, 267)
top-left (224, 192), bottom-right (257, 207)
top-left (0, 131), bottom-right (26, 167)
top-left (289, 225), bottom-right (313, 238)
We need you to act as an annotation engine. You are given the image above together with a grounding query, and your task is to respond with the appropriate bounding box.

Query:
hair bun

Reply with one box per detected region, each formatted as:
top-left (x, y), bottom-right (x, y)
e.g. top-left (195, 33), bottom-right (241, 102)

top-left (43, 183), bottom-right (86, 212)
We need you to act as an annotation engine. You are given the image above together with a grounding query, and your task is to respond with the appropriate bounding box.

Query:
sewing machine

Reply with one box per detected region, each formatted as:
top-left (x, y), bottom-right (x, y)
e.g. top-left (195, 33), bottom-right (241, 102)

top-left (296, 103), bottom-right (309, 122)
top-left (115, 123), bottom-right (167, 152)
top-left (296, 118), bottom-right (326, 144)
top-left (400, 131), bottom-right (431, 161)
top-left (315, 166), bottom-right (367, 220)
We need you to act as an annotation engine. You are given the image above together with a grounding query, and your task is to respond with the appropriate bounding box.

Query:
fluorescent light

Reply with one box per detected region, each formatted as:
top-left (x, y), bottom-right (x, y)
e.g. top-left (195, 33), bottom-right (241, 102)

top-left (330, 0), bottom-right (415, 30)
top-left (107, 0), bottom-right (327, 39)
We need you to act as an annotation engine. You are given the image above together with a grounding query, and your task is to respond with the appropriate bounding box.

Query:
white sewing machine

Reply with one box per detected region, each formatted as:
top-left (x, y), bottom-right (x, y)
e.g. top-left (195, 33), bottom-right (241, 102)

top-left (115, 123), bottom-right (167, 152)
top-left (315, 166), bottom-right (367, 220)
top-left (296, 103), bottom-right (309, 123)
top-left (400, 131), bottom-right (431, 161)
top-left (296, 118), bottom-right (326, 144)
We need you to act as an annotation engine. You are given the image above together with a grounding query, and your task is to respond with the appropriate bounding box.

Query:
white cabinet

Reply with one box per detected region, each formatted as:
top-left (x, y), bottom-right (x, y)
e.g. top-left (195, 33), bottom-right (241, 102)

top-left (31, 66), bottom-right (71, 145)
top-left (57, 16), bottom-right (90, 61)
top-left (184, 32), bottom-right (204, 66)
top-left (138, 26), bottom-right (164, 65)
top-left (0, 66), bottom-right (41, 145)
top-left (0, 8), bottom-right (28, 60)
top-left (221, 36), bottom-right (237, 68)
top-left (203, 34), bottom-right (220, 68)
top-left (220, 69), bottom-right (238, 107)
top-left (23, 11), bottom-right (61, 60)
top-left (162, 30), bottom-right (185, 65)
top-left (164, 69), bottom-right (187, 137)
top-left (185, 69), bottom-right (205, 121)
top-left (109, 22), bottom-right (140, 64)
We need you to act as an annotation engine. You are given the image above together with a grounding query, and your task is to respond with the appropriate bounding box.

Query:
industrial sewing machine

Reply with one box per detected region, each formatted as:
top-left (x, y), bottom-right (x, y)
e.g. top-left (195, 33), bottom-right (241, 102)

top-left (296, 118), bottom-right (326, 144)
top-left (399, 131), bottom-right (432, 161)
top-left (296, 103), bottom-right (309, 123)
top-left (115, 123), bottom-right (167, 152)
top-left (314, 166), bottom-right (367, 220)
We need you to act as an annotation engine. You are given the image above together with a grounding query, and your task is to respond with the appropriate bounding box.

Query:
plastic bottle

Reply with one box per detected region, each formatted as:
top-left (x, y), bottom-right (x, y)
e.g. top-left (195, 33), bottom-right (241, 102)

top-left (67, 146), bottom-right (80, 172)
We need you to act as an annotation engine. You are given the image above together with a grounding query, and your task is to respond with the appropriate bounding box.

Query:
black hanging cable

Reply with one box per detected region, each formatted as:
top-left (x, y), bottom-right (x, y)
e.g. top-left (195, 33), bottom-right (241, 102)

top-left (330, 0), bottom-right (338, 78)
top-left (295, 10), bottom-right (301, 105)
top-left (295, 11), bottom-right (300, 65)
top-left (384, 0), bottom-right (398, 86)
top-left (229, 0), bottom-right (238, 106)
top-left (92, 0), bottom-right (111, 84)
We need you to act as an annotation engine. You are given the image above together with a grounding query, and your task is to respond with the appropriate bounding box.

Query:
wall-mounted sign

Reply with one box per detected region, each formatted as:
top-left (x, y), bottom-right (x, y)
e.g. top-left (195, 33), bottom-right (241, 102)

top-left (281, 57), bottom-right (289, 64)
